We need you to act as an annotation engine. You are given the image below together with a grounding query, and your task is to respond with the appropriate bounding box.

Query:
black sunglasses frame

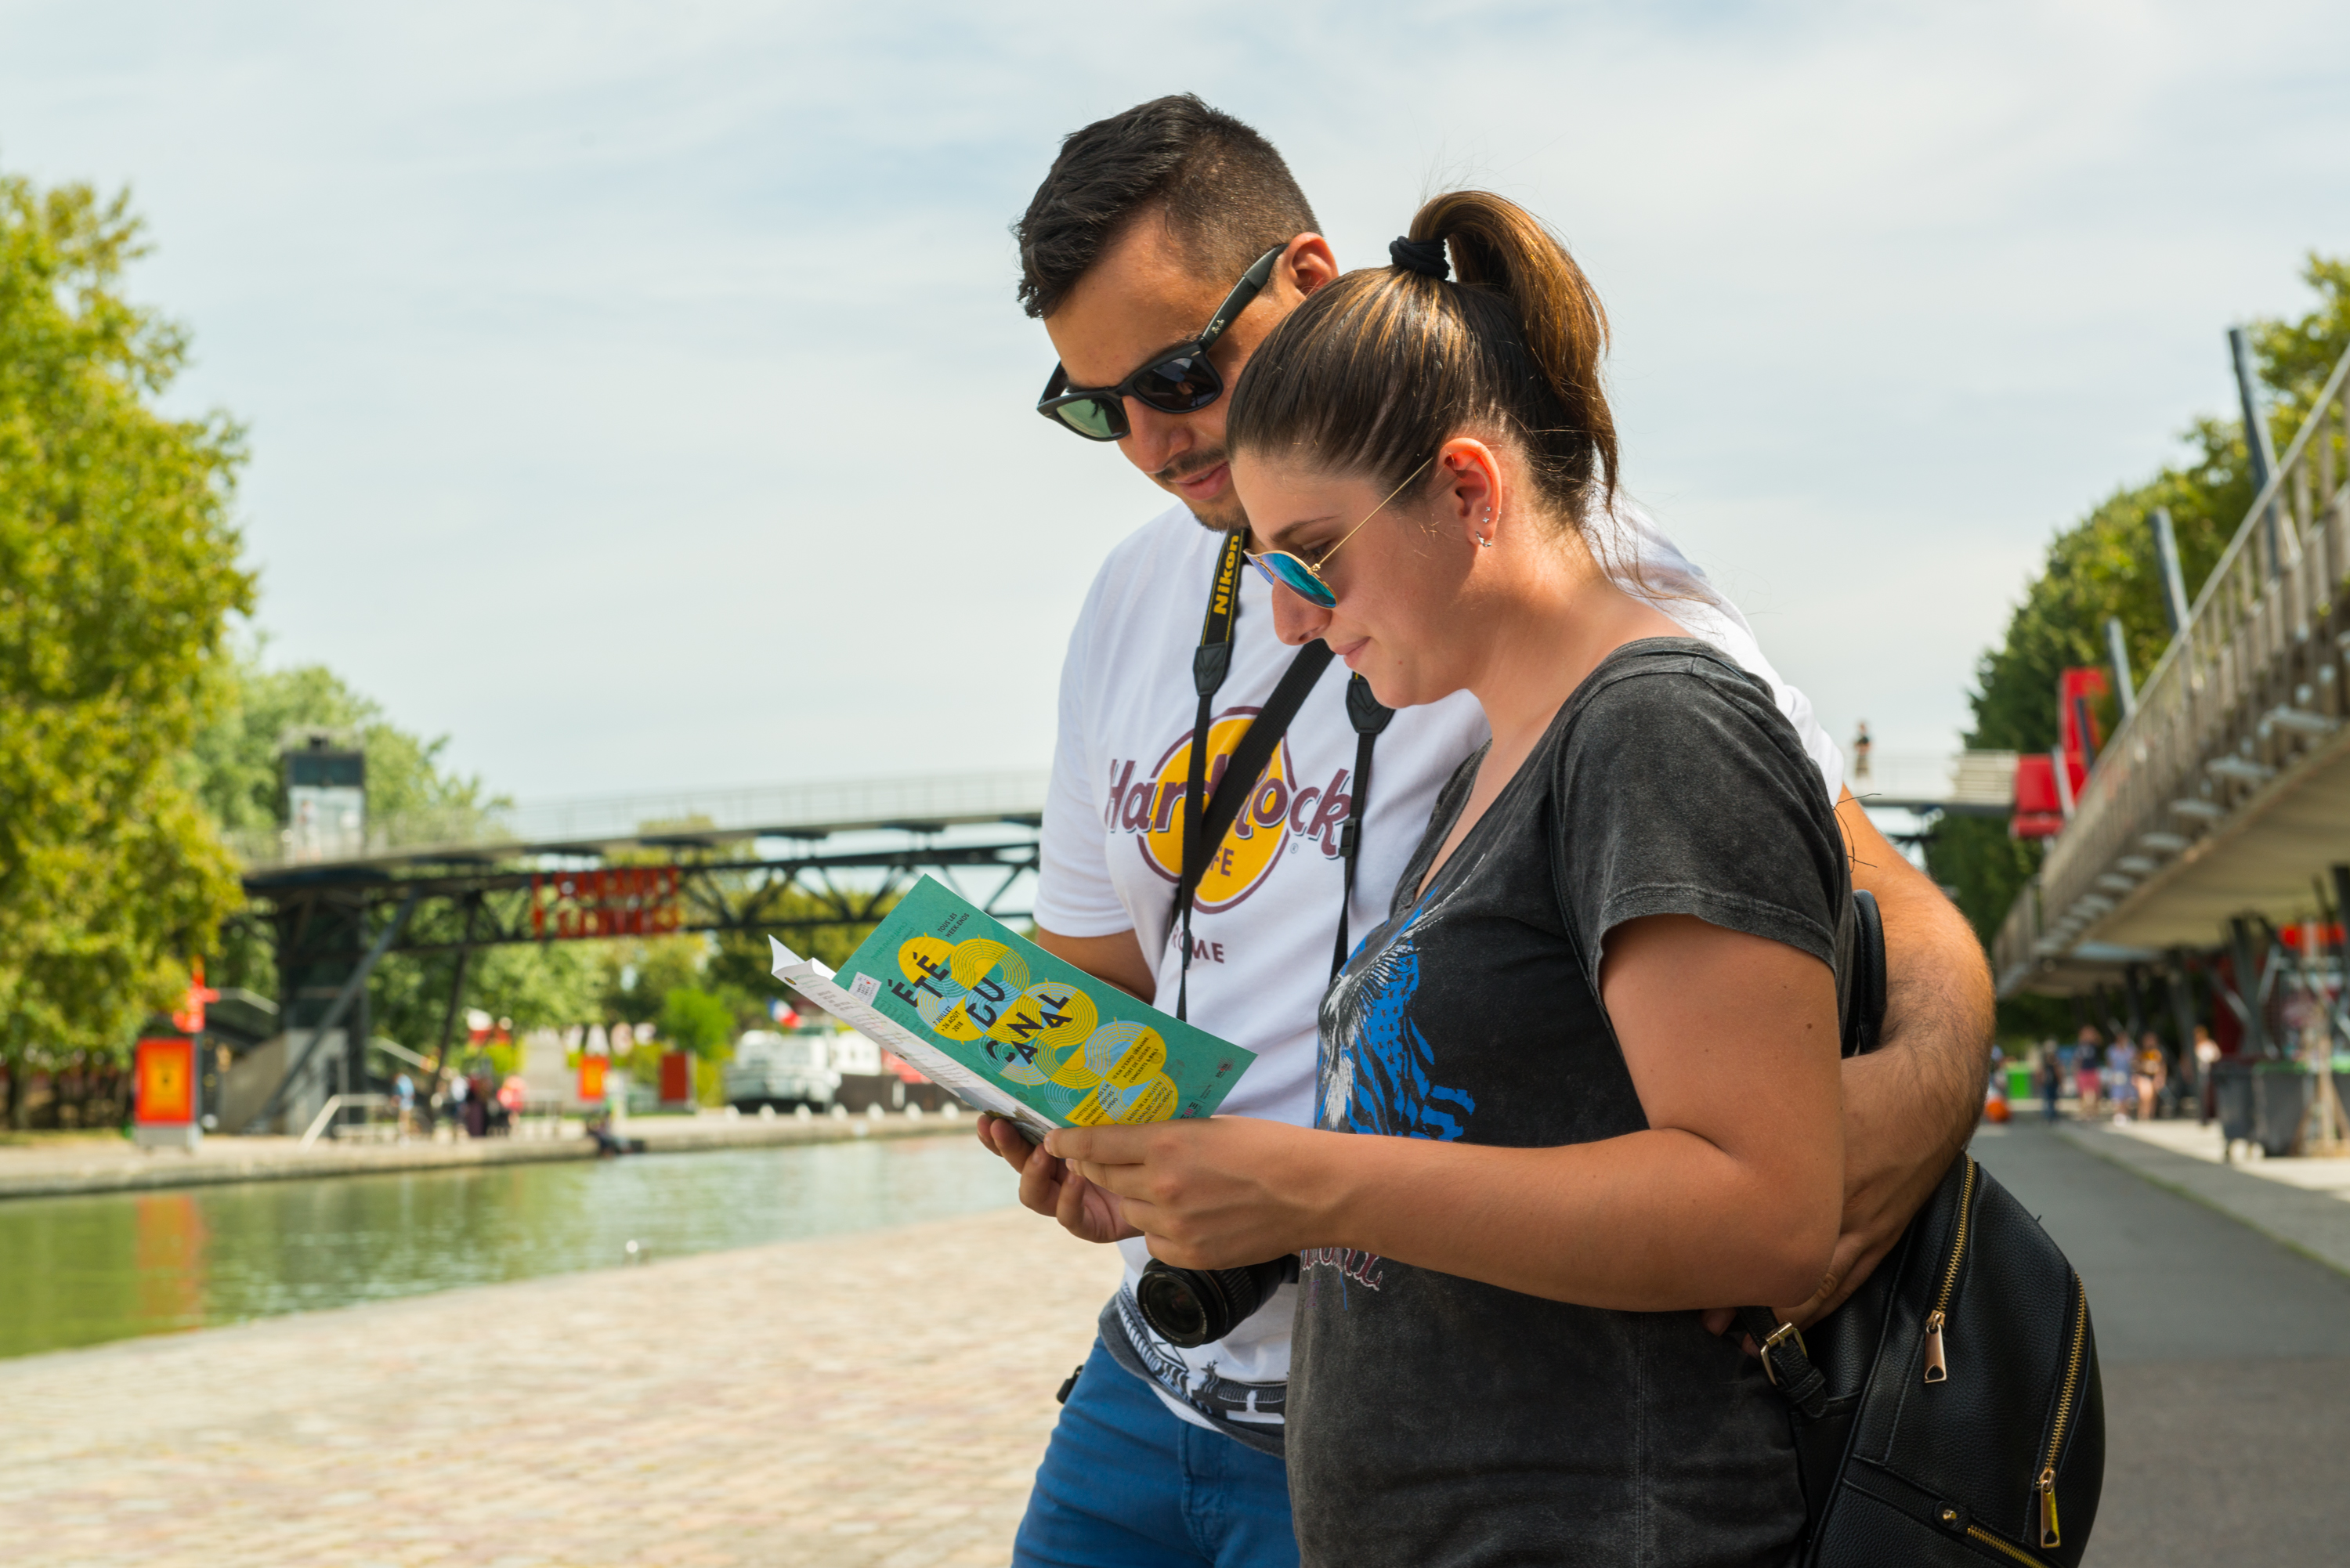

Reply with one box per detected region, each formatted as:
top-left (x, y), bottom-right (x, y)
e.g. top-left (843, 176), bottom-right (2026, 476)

top-left (1035, 245), bottom-right (1285, 442)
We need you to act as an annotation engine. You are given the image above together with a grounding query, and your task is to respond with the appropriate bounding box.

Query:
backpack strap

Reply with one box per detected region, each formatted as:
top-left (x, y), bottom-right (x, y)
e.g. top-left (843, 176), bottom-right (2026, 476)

top-left (1746, 883), bottom-right (1888, 1415)
top-left (1329, 673), bottom-right (1395, 977)
top-left (1741, 1306), bottom-right (1831, 1418)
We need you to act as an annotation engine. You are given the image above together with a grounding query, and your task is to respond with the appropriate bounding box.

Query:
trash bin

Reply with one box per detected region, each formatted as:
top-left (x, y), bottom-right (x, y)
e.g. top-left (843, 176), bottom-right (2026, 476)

top-left (2251, 1063), bottom-right (2311, 1158)
top-left (2007, 1064), bottom-right (2035, 1104)
top-left (2212, 1060), bottom-right (2255, 1147)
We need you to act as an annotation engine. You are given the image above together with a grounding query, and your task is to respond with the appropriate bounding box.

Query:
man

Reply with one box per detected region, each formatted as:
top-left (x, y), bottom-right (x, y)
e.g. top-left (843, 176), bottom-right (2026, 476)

top-left (980, 96), bottom-right (1994, 1567)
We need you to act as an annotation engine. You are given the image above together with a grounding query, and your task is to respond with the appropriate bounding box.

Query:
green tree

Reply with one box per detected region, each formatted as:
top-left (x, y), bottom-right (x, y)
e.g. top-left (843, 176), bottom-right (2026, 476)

top-left (186, 641), bottom-right (606, 1053)
top-left (185, 634), bottom-right (497, 843)
top-left (0, 172), bottom-right (251, 1120)
top-left (657, 987), bottom-right (735, 1059)
top-left (1929, 255), bottom-right (2349, 1000)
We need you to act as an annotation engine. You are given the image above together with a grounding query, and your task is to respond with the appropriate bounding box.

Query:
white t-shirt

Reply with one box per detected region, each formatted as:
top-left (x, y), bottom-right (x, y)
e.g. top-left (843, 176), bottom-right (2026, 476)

top-left (1035, 499), bottom-right (1843, 1440)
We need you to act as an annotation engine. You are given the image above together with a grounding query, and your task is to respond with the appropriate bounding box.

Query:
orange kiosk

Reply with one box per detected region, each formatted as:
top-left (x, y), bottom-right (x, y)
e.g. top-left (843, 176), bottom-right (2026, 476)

top-left (134, 1035), bottom-right (200, 1150)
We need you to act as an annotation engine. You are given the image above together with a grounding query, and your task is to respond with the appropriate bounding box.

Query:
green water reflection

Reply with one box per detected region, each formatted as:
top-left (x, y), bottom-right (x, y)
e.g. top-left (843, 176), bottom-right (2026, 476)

top-left (0, 1136), bottom-right (1015, 1359)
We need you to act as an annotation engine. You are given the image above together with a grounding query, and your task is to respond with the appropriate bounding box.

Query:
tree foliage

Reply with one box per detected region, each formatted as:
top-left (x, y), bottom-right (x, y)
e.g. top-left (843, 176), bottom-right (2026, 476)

top-left (186, 634), bottom-right (497, 840)
top-left (1930, 255), bottom-right (2350, 966)
top-left (657, 987), bottom-right (736, 1059)
top-left (189, 641), bottom-right (612, 1050)
top-left (0, 172), bottom-right (251, 1100)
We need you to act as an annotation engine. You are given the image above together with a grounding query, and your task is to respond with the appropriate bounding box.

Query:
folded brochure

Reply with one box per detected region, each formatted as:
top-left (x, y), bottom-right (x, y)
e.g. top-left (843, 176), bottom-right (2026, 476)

top-left (767, 875), bottom-right (1255, 1142)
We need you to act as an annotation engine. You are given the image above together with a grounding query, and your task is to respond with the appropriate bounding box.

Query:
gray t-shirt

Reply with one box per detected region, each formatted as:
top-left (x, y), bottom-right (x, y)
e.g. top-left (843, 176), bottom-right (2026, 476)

top-left (1288, 638), bottom-right (1851, 1568)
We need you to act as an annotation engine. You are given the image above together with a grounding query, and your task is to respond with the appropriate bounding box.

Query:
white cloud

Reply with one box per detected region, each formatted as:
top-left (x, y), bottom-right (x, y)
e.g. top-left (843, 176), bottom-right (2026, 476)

top-left (2, 0), bottom-right (2342, 792)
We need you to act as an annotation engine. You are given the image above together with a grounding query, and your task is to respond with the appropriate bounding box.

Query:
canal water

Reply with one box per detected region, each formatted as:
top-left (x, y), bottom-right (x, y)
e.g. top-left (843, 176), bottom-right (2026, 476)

top-left (0, 1136), bottom-right (1015, 1360)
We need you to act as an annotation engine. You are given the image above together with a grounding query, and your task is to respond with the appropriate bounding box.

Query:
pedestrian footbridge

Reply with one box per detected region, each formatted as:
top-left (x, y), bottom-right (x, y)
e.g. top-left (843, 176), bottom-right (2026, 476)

top-left (1994, 341), bottom-right (2350, 999)
top-left (233, 769), bottom-right (1052, 876)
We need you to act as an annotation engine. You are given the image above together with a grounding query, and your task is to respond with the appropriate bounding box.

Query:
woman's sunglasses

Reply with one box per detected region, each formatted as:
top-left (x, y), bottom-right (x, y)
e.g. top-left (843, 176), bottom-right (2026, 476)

top-left (1035, 247), bottom-right (1285, 442)
top-left (1242, 458), bottom-right (1434, 610)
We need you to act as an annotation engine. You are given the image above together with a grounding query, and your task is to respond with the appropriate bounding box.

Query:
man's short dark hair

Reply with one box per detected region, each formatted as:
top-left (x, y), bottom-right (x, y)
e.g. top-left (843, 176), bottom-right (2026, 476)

top-left (1015, 95), bottom-right (1318, 320)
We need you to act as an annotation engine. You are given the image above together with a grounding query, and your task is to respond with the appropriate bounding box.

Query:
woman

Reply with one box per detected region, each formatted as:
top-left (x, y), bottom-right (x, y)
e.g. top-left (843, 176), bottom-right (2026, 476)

top-left (2136, 1034), bottom-right (2167, 1123)
top-left (1044, 190), bottom-right (1849, 1566)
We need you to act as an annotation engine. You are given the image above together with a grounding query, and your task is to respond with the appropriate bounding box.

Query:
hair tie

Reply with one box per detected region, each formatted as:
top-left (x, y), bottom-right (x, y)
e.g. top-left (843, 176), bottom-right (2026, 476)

top-left (1389, 236), bottom-right (1449, 280)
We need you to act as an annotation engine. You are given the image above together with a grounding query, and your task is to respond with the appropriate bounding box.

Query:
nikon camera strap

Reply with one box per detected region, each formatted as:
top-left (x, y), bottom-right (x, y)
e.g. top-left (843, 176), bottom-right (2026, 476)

top-left (1171, 531), bottom-right (1392, 1020)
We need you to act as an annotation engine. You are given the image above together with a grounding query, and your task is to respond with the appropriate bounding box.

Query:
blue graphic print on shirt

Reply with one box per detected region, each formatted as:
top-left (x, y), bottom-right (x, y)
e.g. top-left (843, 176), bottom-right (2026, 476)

top-left (1320, 905), bottom-right (1476, 1141)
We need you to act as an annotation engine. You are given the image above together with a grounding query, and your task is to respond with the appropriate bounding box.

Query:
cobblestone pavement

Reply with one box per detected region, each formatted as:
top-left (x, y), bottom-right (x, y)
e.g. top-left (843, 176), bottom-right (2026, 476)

top-left (0, 1205), bottom-right (1122, 1567)
top-left (0, 1114), bottom-right (968, 1200)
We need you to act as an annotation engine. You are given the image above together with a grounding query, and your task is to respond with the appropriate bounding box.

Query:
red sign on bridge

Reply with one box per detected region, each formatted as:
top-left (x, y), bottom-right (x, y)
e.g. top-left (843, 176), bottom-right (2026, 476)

top-left (530, 868), bottom-right (683, 941)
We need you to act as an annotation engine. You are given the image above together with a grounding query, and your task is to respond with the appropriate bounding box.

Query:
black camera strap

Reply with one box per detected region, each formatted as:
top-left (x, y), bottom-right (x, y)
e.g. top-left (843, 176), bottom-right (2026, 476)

top-left (1173, 530), bottom-right (1338, 1020)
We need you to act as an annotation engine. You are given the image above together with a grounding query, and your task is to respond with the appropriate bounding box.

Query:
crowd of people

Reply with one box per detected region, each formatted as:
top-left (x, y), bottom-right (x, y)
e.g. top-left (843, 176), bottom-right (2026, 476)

top-left (2017, 1024), bottom-right (2223, 1124)
top-left (388, 1065), bottom-right (529, 1140)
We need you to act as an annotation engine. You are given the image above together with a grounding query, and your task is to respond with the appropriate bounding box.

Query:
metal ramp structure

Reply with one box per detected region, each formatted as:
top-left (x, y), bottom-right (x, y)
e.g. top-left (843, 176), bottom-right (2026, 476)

top-left (1994, 341), bottom-right (2350, 1000)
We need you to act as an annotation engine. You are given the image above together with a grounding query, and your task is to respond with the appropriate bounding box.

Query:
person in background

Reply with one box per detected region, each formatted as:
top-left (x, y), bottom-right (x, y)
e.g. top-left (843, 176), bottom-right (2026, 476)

top-left (2106, 1034), bottom-right (2138, 1122)
top-left (2136, 1034), bottom-right (2167, 1124)
top-left (2194, 1024), bottom-right (2222, 1122)
top-left (2040, 1042), bottom-right (2063, 1122)
top-left (2075, 1025), bottom-right (2104, 1118)
top-left (1851, 719), bottom-right (1872, 781)
top-left (393, 1071), bottom-right (416, 1138)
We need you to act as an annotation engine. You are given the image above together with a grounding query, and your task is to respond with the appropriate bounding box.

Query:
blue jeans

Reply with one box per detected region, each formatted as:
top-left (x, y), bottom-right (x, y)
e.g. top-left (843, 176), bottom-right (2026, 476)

top-left (1013, 1339), bottom-right (1299, 1568)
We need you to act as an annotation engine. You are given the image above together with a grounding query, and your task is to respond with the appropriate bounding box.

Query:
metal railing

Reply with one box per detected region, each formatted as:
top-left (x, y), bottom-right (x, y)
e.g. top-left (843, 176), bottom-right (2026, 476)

top-left (1847, 750), bottom-right (2017, 815)
top-left (1997, 341), bottom-right (2350, 984)
top-left (230, 769), bottom-right (1053, 873)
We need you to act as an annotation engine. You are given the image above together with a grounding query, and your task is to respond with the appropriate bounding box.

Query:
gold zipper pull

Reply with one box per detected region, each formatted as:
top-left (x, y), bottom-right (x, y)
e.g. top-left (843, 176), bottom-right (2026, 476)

top-left (1922, 1310), bottom-right (1947, 1382)
top-left (2037, 1468), bottom-right (2060, 1548)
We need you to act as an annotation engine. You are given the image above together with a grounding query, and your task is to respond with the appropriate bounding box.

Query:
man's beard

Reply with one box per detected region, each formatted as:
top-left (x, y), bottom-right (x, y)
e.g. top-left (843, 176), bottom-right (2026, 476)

top-left (1158, 450), bottom-right (1249, 535)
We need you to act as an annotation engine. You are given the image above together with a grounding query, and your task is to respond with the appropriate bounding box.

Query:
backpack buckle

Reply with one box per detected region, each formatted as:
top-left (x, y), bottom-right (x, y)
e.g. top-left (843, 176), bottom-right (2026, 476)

top-left (1759, 1319), bottom-right (1806, 1387)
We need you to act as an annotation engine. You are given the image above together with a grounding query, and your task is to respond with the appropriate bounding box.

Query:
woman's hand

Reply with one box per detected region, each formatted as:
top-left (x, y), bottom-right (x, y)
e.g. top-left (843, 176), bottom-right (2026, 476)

top-left (977, 1112), bottom-right (1139, 1245)
top-left (1046, 1116), bottom-right (1332, 1268)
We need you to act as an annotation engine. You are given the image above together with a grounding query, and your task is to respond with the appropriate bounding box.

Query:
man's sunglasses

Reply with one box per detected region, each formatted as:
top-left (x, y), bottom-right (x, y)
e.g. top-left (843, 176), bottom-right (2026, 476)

top-left (1243, 458), bottom-right (1434, 611)
top-left (1035, 246), bottom-right (1285, 442)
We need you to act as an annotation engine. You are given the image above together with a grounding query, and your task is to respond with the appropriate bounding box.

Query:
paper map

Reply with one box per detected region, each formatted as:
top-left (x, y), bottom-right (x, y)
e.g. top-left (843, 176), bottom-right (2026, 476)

top-left (768, 876), bottom-right (1255, 1141)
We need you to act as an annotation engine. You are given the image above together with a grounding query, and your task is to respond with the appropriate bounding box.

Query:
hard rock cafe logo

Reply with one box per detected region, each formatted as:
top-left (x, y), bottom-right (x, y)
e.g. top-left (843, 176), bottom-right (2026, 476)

top-left (1104, 707), bottom-right (1355, 912)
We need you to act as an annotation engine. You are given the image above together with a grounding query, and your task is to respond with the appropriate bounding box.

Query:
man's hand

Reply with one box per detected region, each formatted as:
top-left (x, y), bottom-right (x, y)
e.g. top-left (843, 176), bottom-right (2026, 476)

top-left (977, 1112), bottom-right (1138, 1245)
top-left (972, 923), bottom-right (1159, 1245)
top-left (1707, 788), bottom-right (1993, 1339)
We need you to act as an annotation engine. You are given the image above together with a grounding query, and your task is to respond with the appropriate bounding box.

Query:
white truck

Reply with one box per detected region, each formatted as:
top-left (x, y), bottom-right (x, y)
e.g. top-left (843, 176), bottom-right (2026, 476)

top-left (724, 1030), bottom-right (841, 1112)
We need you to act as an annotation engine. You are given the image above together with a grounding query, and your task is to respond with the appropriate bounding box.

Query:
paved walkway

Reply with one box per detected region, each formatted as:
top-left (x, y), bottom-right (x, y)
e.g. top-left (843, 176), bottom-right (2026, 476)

top-left (0, 1205), bottom-right (1121, 1567)
top-left (0, 1112), bottom-right (970, 1200)
top-left (1974, 1119), bottom-right (2350, 1567)
top-left (10, 1118), bottom-right (2348, 1566)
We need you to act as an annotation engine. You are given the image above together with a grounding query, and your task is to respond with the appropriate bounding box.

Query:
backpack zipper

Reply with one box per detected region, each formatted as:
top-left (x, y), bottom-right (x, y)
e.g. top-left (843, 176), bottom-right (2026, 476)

top-left (1922, 1157), bottom-right (1976, 1383)
top-left (1965, 1523), bottom-right (2055, 1567)
top-left (2036, 1276), bottom-right (2090, 1548)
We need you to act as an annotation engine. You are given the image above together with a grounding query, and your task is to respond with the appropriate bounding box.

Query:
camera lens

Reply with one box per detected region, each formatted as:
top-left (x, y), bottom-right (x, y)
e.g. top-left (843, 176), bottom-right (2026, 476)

top-left (1136, 1255), bottom-right (1296, 1349)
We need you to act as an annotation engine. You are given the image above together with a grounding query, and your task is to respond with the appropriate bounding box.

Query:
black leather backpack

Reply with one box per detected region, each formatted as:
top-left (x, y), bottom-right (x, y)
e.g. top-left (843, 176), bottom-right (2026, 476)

top-left (1744, 890), bottom-right (2106, 1566)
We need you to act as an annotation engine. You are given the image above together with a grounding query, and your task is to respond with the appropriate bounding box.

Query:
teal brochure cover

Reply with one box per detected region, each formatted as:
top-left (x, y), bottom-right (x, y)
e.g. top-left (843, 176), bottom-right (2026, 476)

top-left (829, 876), bottom-right (1256, 1129)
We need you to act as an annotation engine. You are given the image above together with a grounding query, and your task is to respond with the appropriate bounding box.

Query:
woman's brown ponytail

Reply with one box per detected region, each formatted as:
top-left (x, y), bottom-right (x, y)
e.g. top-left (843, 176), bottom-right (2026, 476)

top-left (1228, 189), bottom-right (1618, 534)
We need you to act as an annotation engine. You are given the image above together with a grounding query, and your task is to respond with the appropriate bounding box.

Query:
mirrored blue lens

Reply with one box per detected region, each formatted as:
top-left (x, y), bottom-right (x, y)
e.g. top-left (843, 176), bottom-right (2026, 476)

top-left (1246, 551), bottom-right (1336, 609)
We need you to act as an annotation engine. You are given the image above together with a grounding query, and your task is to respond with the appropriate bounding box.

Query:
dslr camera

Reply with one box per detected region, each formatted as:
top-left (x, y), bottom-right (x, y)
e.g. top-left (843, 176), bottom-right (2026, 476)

top-left (1136, 1253), bottom-right (1300, 1348)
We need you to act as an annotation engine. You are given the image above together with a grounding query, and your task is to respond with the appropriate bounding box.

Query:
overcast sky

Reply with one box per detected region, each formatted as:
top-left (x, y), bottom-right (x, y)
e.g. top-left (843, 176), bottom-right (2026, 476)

top-left (4, 1), bottom-right (2345, 800)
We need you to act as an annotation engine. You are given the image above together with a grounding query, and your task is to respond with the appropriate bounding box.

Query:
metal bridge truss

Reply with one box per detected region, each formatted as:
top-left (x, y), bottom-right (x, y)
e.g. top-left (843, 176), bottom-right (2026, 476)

top-left (236, 829), bottom-right (1040, 1131)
